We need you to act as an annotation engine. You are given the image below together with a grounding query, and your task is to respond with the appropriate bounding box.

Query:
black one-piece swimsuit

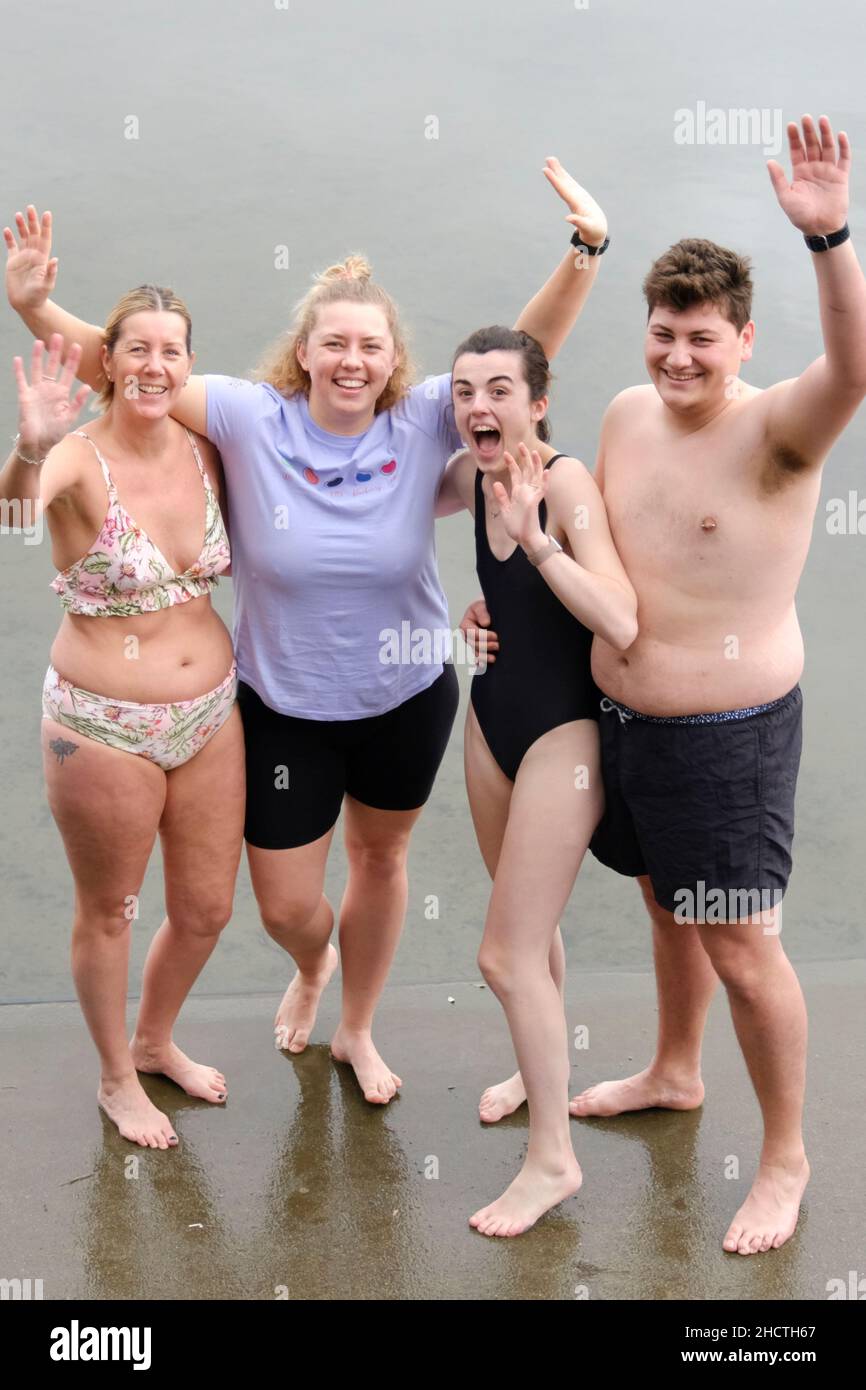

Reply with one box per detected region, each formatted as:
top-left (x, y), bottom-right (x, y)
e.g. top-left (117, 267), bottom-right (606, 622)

top-left (469, 455), bottom-right (601, 781)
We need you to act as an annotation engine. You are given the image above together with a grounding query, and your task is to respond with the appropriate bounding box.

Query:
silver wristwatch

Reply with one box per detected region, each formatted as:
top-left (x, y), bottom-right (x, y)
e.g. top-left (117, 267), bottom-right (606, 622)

top-left (526, 535), bottom-right (563, 568)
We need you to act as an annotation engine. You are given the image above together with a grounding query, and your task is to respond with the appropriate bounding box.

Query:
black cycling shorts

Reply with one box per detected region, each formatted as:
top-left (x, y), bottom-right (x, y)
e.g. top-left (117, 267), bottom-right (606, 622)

top-left (589, 685), bottom-right (803, 921)
top-left (237, 665), bottom-right (460, 850)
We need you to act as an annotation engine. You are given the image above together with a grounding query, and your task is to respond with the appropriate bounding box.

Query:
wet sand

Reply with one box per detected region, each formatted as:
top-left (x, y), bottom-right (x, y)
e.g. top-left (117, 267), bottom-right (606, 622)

top-left (1, 960), bottom-right (862, 1300)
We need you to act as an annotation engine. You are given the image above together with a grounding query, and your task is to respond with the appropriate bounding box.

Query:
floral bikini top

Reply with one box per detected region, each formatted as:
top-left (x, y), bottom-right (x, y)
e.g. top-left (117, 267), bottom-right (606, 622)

top-left (50, 429), bottom-right (231, 618)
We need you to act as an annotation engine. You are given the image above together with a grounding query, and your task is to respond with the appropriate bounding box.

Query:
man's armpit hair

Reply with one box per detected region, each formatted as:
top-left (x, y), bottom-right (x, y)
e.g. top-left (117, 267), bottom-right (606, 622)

top-left (760, 440), bottom-right (812, 493)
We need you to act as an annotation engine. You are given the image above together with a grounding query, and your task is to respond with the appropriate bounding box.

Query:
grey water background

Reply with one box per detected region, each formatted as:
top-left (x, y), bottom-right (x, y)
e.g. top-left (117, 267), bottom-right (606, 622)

top-left (1, 0), bottom-right (864, 1003)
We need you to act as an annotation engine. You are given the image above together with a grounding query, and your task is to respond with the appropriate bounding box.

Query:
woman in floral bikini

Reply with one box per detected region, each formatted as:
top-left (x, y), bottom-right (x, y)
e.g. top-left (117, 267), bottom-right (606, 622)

top-left (0, 275), bottom-right (246, 1149)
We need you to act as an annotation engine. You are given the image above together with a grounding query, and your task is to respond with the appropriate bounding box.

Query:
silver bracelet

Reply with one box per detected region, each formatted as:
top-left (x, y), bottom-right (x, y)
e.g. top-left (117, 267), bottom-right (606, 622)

top-left (11, 432), bottom-right (48, 466)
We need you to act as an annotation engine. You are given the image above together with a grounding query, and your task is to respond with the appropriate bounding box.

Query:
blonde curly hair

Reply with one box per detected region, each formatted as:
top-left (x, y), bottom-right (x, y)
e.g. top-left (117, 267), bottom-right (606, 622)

top-left (252, 254), bottom-right (416, 413)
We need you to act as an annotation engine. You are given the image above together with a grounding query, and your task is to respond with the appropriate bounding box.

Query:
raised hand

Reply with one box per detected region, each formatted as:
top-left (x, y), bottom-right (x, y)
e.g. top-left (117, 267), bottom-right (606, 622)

top-left (4, 205), bottom-right (59, 312)
top-left (492, 442), bottom-right (550, 545)
top-left (542, 156), bottom-right (607, 247)
top-left (13, 335), bottom-right (91, 458)
top-left (767, 115), bottom-right (850, 236)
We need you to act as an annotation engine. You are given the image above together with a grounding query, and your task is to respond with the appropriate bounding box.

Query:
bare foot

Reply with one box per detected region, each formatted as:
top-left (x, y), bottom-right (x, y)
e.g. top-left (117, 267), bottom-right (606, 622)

top-left (723, 1154), bottom-right (810, 1255)
top-left (129, 1037), bottom-right (227, 1103)
top-left (98, 1073), bottom-right (179, 1149)
top-left (470, 1155), bottom-right (583, 1237)
top-left (569, 1066), bottom-right (704, 1118)
top-left (330, 1027), bottom-right (402, 1104)
top-left (479, 1070), bottom-right (527, 1123)
top-left (274, 943), bottom-right (339, 1053)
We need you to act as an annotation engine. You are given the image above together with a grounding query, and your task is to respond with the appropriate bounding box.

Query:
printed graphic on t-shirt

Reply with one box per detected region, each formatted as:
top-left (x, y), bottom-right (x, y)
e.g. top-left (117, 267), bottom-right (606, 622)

top-left (277, 450), bottom-right (399, 495)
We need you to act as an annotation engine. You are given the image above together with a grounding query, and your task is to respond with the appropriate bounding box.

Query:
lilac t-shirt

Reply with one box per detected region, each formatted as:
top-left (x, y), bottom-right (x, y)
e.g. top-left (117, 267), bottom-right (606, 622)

top-left (205, 372), bottom-right (463, 719)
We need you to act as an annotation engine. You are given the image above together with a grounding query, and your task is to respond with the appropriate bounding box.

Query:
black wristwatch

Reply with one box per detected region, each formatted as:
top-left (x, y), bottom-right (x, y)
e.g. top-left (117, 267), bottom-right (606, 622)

top-left (571, 229), bottom-right (610, 256)
top-left (804, 223), bottom-right (850, 253)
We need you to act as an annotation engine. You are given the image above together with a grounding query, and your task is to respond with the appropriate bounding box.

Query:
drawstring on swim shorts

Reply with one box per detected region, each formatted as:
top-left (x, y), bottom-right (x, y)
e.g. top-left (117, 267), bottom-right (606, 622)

top-left (598, 693), bottom-right (789, 726)
top-left (600, 697), bottom-right (634, 726)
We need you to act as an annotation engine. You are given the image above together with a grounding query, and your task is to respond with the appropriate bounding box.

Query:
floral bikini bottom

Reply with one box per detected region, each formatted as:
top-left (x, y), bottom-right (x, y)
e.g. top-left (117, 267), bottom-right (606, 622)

top-left (42, 662), bottom-right (238, 771)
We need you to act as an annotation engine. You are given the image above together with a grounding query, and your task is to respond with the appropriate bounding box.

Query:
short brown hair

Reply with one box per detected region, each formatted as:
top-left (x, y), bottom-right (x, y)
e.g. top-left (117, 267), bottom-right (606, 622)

top-left (252, 254), bottom-right (416, 413)
top-left (643, 238), bottom-right (753, 332)
top-left (95, 284), bottom-right (192, 412)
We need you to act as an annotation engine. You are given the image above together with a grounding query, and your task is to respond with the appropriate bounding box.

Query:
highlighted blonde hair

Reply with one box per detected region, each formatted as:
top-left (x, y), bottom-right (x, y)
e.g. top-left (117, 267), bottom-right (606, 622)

top-left (94, 284), bottom-right (193, 412)
top-left (252, 254), bottom-right (416, 413)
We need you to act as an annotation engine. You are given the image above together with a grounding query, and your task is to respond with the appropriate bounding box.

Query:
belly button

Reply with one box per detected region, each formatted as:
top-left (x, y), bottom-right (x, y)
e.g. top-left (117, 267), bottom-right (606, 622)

top-left (700, 516), bottom-right (718, 532)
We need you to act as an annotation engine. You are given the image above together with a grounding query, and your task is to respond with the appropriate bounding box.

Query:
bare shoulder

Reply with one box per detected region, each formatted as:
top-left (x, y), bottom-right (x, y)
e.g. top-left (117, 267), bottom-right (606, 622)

top-left (545, 453), bottom-right (604, 535)
top-left (38, 428), bottom-right (104, 517)
top-left (41, 430), bottom-right (97, 507)
top-left (749, 377), bottom-right (792, 423)
top-left (545, 452), bottom-right (594, 492)
top-left (49, 428), bottom-right (95, 462)
top-left (711, 378), bottom-right (816, 480)
top-left (601, 384), bottom-right (656, 428)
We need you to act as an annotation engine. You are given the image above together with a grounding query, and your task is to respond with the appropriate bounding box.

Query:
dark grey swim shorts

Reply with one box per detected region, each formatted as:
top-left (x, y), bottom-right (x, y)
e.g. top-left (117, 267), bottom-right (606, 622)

top-left (589, 686), bottom-right (803, 921)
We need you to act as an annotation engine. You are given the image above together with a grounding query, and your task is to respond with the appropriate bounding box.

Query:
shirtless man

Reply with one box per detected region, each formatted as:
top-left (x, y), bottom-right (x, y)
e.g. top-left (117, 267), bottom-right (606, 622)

top-left (461, 115), bottom-right (866, 1255)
